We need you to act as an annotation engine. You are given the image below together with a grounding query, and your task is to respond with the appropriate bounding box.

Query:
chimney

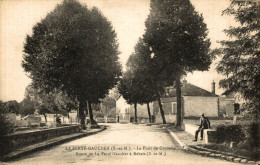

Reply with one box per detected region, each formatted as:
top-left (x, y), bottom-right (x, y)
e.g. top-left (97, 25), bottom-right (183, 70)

top-left (211, 80), bottom-right (215, 94)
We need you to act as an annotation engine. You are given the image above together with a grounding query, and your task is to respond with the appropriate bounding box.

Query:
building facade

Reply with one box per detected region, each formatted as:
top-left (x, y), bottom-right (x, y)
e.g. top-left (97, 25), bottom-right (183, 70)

top-left (153, 80), bottom-right (219, 123)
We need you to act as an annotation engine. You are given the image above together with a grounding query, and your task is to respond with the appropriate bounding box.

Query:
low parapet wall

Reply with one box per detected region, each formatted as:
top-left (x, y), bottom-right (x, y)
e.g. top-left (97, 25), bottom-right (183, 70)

top-left (155, 115), bottom-right (176, 124)
top-left (184, 124), bottom-right (218, 144)
top-left (0, 125), bottom-right (80, 155)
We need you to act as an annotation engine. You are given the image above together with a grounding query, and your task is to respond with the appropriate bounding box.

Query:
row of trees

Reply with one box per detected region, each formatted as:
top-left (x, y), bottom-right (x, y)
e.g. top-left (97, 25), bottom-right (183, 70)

top-left (0, 85), bottom-right (77, 121)
top-left (0, 99), bottom-right (33, 117)
top-left (22, 0), bottom-right (121, 128)
top-left (23, 85), bottom-right (78, 122)
top-left (118, 0), bottom-right (212, 126)
top-left (0, 100), bottom-right (20, 114)
top-left (0, 85), bottom-right (117, 124)
top-left (118, 0), bottom-right (259, 125)
top-left (20, 0), bottom-right (260, 129)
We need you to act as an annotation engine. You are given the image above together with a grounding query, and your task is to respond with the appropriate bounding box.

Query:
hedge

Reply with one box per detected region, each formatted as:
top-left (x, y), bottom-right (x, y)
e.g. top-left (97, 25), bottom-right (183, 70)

top-left (216, 122), bottom-right (260, 148)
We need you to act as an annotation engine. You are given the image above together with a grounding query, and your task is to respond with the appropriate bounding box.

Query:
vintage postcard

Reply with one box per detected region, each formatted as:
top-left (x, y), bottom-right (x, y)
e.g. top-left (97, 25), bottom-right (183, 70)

top-left (0, 0), bottom-right (259, 165)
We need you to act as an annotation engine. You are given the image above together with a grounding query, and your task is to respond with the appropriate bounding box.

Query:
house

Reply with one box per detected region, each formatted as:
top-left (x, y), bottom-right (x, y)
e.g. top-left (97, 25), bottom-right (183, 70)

top-left (116, 80), bottom-right (219, 124)
top-left (153, 80), bottom-right (219, 123)
top-left (115, 95), bottom-right (131, 123)
top-left (115, 95), bottom-right (154, 123)
top-left (219, 91), bottom-right (245, 117)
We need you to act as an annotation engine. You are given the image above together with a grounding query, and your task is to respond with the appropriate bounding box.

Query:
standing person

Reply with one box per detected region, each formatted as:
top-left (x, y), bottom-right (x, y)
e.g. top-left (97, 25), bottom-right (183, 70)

top-left (56, 115), bottom-right (61, 126)
top-left (193, 113), bottom-right (210, 141)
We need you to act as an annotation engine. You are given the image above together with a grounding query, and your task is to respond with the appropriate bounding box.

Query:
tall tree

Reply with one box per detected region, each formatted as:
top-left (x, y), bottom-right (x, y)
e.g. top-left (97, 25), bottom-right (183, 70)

top-left (4, 100), bottom-right (20, 114)
top-left (19, 98), bottom-right (35, 116)
top-left (22, 0), bottom-right (121, 127)
top-left (20, 85), bottom-right (37, 116)
top-left (212, 1), bottom-right (260, 120)
top-left (101, 97), bottom-right (116, 111)
top-left (101, 96), bottom-right (116, 117)
top-left (144, 0), bottom-right (211, 126)
top-left (118, 38), bottom-right (165, 123)
top-left (100, 89), bottom-right (118, 118)
top-left (117, 71), bottom-right (140, 123)
top-left (127, 38), bottom-right (161, 123)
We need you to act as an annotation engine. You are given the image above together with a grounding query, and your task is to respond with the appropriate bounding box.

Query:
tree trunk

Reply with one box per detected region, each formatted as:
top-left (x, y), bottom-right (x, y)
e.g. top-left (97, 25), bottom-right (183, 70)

top-left (85, 101), bottom-right (89, 116)
top-left (176, 75), bottom-right (182, 127)
top-left (43, 114), bottom-right (47, 123)
top-left (79, 99), bottom-right (86, 129)
top-left (76, 108), bottom-right (79, 124)
top-left (134, 103), bottom-right (138, 123)
top-left (156, 88), bottom-right (166, 124)
top-left (88, 101), bottom-right (95, 125)
top-left (147, 103), bottom-right (152, 123)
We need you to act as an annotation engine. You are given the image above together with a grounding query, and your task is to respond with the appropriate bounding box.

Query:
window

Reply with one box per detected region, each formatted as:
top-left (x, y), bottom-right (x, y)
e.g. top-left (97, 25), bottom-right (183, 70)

top-left (234, 103), bottom-right (240, 114)
top-left (126, 108), bottom-right (130, 114)
top-left (172, 102), bottom-right (177, 114)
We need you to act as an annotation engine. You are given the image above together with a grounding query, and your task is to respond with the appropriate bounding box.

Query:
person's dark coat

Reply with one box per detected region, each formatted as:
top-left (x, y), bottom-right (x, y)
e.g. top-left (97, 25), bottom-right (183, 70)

top-left (199, 117), bottom-right (210, 129)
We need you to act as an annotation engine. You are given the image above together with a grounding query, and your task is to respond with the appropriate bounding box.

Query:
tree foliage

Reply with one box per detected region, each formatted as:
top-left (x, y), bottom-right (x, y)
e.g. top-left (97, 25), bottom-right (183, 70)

top-left (126, 38), bottom-right (163, 123)
top-left (117, 71), bottom-right (138, 104)
top-left (117, 70), bottom-right (140, 122)
top-left (0, 101), bottom-right (5, 113)
top-left (118, 38), bottom-right (165, 123)
top-left (108, 88), bottom-right (121, 100)
top-left (101, 96), bottom-right (116, 117)
top-left (3, 100), bottom-right (20, 114)
top-left (25, 84), bottom-right (78, 121)
top-left (127, 38), bottom-right (158, 104)
top-left (101, 97), bottom-right (115, 111)
top-left (0, 101), bottom-right (15, 136)
top-left (19, 97), bottom-right (35, 116)
top-left (212, 1), bottom-right (260, 119)
top-left (22, 0), bottom-right (121, 125)
top-left (144, 0), bottom-right (211, 74)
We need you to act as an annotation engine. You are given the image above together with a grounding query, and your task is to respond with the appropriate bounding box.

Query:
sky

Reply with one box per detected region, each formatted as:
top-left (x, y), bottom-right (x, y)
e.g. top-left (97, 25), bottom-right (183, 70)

top-left (0, 0), bottom-right (236, 102)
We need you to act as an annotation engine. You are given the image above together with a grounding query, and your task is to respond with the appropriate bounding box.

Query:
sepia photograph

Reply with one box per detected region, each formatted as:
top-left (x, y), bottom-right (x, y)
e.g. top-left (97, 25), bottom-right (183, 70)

top-left (0, 0), bottom-right (259, 164)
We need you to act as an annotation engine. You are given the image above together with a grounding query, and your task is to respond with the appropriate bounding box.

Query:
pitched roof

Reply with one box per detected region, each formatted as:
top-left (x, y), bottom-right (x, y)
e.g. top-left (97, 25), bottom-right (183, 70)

top-left (164, 82), bottom-right (218, 97)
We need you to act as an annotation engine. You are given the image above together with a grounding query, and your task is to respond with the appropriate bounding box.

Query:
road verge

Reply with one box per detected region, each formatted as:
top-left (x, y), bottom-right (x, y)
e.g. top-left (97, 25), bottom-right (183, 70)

top-left (1, 126), bottom-right (106, 162)
top-left (166, 128), bottom-right (259, 164)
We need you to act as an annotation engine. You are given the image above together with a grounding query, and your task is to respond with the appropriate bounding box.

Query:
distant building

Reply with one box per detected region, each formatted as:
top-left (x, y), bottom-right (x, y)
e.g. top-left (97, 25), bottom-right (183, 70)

top-left (153, 80), bottom-right (219, 123)
top-left (115, 95), bottom-right (131, 123)
top-left (115, 95), bottom-right (154, 123)
top-left (219, 91), bottom-right (245, 117)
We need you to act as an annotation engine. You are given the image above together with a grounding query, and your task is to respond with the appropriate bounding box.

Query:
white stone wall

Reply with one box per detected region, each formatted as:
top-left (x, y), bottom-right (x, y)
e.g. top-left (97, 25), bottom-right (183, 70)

top-left (183, 96), bottom-right (218, 117)
top-left (219, 97), bottom-right (235, 117)
top-left (155, 114), bottom-right (176, 123)
top-left (130, 103), bottom-right (154, 118)
top-left (116, 96), bottom-right (130, 117)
